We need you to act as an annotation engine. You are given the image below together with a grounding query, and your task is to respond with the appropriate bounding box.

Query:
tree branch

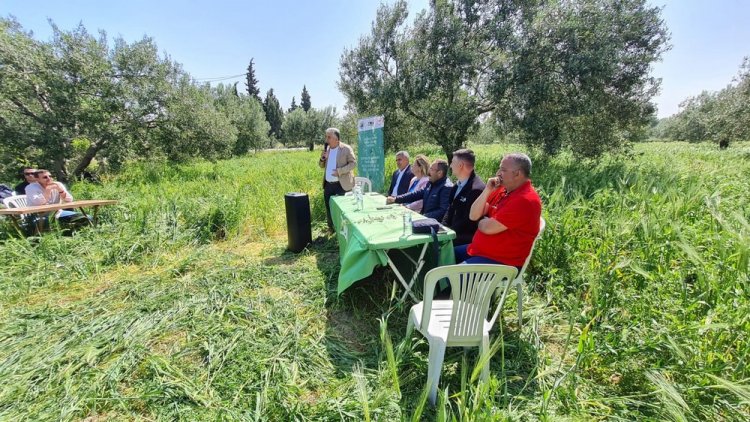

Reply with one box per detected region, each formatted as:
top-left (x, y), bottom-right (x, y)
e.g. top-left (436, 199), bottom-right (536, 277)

top-left (9, 97), bottom-right (45, 124)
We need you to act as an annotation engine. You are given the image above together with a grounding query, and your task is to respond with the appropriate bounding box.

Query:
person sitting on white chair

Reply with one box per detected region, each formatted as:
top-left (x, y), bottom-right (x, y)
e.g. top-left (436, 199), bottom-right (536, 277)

top-left (14, 167), bottom-right (37, 195)
top-left (455, 153), bottom-right (542, 270)
top-left (25, 169), bottom-right (89, 233)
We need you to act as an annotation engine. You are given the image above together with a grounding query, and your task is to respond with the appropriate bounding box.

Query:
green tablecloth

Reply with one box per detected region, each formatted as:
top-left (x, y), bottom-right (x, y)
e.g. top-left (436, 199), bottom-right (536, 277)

top-left (331, 193), bottom-right (456, 294)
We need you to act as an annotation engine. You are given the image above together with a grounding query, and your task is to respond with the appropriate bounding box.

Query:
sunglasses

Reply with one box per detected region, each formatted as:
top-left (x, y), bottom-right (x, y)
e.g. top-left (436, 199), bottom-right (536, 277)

top-left (40, 175), bottom-right (51, 179)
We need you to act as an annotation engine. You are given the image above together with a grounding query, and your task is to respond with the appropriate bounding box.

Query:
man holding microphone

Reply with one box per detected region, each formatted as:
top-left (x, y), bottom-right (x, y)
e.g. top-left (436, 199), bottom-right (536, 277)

top-left (319, 128), bottom-right (356, 232)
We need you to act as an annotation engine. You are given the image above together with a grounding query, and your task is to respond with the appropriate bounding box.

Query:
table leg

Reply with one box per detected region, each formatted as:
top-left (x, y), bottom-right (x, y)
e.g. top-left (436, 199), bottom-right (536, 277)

top-left (77, 206), bottom-right (93, 226)
top-left (387, 242), bottom-right (430, 303)
top-left (386, 257), bottom-right (418, 302)
top-left (6, 215), bottom-right (24, 237)
top-left (399, 243), bottom-right (429, 303)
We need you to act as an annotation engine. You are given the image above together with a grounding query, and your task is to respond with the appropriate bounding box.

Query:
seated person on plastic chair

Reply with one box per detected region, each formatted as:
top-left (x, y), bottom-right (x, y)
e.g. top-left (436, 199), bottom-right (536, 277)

top-left (442, 149), bottom-right (485, 247)
top-left (14, 167), bottom-right (37, 195)
top-left (25, 170), bottom-right (90, 232)
top-left (386, 159), bottom-right (453, 221)
top-left (454, 153), bottom-right (542, 270)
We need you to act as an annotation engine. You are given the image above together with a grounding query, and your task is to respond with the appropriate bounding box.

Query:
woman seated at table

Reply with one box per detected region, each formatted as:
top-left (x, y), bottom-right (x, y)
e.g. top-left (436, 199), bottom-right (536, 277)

top-left (405, 154), bottom-right (430, 211)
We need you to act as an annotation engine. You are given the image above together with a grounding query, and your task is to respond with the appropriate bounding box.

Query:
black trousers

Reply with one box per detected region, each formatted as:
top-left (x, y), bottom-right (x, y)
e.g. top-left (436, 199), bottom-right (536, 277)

top-left (324, 181), bottom-right (346, 230)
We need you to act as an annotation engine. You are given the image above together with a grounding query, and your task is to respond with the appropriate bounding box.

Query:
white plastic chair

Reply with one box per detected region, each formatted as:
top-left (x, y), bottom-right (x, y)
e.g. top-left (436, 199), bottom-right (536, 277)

top-left (495, 217), bottom-right (546, 327)
top-left (2, 194), bottom-right (29, 224)
top-left (354, 176), bottom-right (372, 193)
top-left (406, 264), bottom-right (518, 405)
top-left (2, 194), bottom-right (27, 209)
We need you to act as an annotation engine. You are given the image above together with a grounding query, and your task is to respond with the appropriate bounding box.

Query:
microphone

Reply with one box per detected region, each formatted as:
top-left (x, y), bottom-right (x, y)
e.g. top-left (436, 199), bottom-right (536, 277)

top-left (320, 141), bottom-right (328, 162)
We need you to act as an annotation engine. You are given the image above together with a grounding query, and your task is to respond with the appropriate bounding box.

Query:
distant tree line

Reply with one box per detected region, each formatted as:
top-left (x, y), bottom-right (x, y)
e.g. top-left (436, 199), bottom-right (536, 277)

top-left (340, 0), bottom-right (669, 160)
top-left (651, 58), bottom-right (750, 147)
top-left (0, 17), bottom-right (337, 182)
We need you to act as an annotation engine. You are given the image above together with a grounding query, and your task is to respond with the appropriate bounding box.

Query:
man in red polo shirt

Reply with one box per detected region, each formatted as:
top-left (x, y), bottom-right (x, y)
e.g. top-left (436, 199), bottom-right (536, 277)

top-left (454, 153), bottom-right (542, 269)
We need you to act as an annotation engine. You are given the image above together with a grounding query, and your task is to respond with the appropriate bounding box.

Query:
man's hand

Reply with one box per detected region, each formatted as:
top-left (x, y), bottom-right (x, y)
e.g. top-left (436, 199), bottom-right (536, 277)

top-left (386, 196), bottom-right (396, 204)
top-left (320, 150), bottom-right (329, 162)
top-left (332, 169), bottom-right (339, 177)
top-left (486, 177), bottom-right (500, 191)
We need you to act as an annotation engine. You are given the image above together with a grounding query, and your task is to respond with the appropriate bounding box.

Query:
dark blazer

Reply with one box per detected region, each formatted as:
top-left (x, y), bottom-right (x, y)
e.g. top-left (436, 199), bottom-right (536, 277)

top-left (395, 176), bottom-right (453, 221)
top-left (387, 165), bottom-right (414, 196)
top-left (442, 171), bottom-right (485, 246)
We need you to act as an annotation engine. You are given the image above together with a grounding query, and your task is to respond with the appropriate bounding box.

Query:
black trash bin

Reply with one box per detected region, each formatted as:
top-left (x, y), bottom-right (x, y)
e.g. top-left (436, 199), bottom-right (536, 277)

top-left (285, 192), bottom-right (312, 253)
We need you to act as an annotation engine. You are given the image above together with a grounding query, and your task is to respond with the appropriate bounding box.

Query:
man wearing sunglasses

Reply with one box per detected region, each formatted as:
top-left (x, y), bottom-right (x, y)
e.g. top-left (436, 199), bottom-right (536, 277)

top-left (14, 167), bottom-right (37, 195)
top-left (25, 170), bottom-right (89, 232)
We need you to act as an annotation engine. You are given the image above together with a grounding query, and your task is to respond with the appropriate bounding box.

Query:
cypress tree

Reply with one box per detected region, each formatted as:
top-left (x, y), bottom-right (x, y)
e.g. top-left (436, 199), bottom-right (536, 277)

top-left (246, 58), bottom-right (261, 102)
top-left (301, 85), bottom-right (311, 112)
top-left (263, 88), bottom-right (284, 140)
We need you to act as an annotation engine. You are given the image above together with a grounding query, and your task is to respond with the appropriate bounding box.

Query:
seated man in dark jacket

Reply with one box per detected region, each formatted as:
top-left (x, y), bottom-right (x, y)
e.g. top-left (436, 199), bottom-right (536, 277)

top-left (14, 167), bottom-right (36, 195)
top-left (387, 159), bottom-right (453, 221)
top-left (442, 149), bottom-right (485, 246)
top-left (387, 151), bottom-right (414, 196)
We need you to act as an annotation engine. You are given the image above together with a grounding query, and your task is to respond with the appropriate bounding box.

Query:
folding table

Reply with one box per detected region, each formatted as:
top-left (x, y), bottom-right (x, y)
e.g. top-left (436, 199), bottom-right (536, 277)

top-left (0, 199), bottom-right (118, 234)
top-left (330, 194), bottom-right (455, 302)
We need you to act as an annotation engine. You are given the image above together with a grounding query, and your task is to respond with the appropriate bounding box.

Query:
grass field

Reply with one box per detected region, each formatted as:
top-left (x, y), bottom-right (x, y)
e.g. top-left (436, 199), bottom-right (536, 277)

top-left (1, 142), bottom-right (748, 420)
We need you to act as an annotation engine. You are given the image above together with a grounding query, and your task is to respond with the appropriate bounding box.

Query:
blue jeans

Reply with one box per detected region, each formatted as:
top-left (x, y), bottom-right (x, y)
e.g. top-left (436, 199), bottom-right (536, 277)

top-left (454, 244), bottom-right (503, 265)
top-left (454, 244), bottom-right (522, 271)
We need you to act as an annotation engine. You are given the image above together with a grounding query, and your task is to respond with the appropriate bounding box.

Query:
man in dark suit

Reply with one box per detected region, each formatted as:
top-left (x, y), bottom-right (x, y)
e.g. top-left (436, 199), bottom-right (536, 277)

top-left (387, 151), bottom-right (413, 196)
top-left (442, 149), bottom-right (485, 246)
top-left (387, 159), bottom-right (453, 221)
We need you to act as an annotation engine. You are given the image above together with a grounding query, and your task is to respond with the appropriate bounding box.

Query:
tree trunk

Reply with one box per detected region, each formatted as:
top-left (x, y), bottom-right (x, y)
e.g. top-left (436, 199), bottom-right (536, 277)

top-left (51, 156), bottom-right (69, 184)
top-left (72, 141), bottom-right (104, 179)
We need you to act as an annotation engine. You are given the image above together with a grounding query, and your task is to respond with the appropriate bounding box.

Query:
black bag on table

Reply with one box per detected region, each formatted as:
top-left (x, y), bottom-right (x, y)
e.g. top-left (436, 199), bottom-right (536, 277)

top-left (411, 218), bottom-right (440, 234)
top-left (411, 218), bottom-right (442, 264)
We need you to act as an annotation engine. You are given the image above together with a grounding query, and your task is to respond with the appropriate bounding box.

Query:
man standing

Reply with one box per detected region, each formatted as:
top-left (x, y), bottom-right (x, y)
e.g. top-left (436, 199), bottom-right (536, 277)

top-left (387, 159), bottom-right (453, 221)
top-left (442, 149), bottom-right (485, 246)
top-left (455, 153), bottom-right (542, 268)
top-left (319, 127), bottom-right (357, 232)
top-left (14, 167), bottom-right (36, 195)
top-left (387, 151), bottom-right (413, 196)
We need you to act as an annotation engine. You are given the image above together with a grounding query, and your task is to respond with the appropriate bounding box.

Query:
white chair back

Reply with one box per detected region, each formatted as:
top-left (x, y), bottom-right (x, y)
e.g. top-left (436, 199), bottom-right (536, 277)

top-left (517, 217), bottom-right (546, 279)
top-left (2, 195), bottom-right (27, 209)
top-left (499, 216), bottom-right (546, 327)
top-left (354, 176), bottom-right (372, 193)
top-left (407, 264), bottom-right (518, 404)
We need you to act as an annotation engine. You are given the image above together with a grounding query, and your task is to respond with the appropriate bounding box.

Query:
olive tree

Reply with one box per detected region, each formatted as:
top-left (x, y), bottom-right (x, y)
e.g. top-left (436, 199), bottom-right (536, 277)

top-left (339, 0), bottom-right (668, 159)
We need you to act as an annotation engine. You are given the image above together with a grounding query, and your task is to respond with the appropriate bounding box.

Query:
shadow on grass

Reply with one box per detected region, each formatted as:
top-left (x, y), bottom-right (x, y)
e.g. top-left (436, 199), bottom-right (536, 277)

top-left (307, 233), bottom-right (542, 410)
top-left (301, 234), bottom-right (414, 375)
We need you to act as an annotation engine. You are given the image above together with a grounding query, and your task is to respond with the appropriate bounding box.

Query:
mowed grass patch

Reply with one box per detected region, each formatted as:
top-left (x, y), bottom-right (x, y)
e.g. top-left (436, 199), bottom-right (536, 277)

top-left (0, 143), bottom-right (748, 420)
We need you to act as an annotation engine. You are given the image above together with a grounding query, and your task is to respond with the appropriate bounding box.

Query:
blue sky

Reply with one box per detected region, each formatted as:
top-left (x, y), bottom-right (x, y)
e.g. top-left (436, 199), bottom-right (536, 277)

top-left (3, 0), bottom-right (749, 118)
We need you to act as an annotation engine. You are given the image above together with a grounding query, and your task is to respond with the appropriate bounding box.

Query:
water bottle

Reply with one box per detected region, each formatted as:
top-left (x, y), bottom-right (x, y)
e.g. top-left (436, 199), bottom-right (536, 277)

top-left (402, 211), bottom-right (412, 237)
top-left (354, 185), bottom-right (363, 210)
top-left (353, 185), bottom-right (361, 205)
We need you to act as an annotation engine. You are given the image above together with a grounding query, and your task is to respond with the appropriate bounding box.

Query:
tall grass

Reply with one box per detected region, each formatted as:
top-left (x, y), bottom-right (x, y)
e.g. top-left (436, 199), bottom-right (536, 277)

top-left (0, 143), bottom-right (748, 420)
